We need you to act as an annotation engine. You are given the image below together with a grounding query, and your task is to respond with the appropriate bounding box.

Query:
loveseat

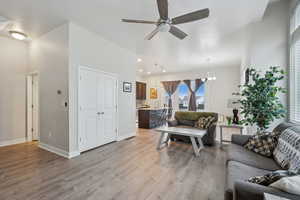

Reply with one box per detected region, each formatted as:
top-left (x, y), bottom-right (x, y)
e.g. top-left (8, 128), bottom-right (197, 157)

top-left (225, 122), bottom-right (300, 200)
top-left (167, 111), bottom-right (218, 146)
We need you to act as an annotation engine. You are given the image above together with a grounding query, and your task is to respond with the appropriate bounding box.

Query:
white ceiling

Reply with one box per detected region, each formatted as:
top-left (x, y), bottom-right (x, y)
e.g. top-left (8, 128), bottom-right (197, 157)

top-left (0, 0), bottom-right (272, 74)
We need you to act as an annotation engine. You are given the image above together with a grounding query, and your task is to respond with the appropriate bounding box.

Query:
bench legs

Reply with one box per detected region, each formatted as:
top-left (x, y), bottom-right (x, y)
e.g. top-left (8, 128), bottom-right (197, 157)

top-left (190, 136), bottom-right (204, 157)
top-left (157, 132), bottom-right (171, 150)
top-left (157, 132), bottom-right (204, 157)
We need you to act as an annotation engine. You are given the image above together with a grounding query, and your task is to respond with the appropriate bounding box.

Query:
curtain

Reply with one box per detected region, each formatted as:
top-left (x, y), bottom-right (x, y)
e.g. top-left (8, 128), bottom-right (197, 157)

top-left (161, 81), bottom-right (181, 118)
top-left (184, 79), bottom-right (204, 111)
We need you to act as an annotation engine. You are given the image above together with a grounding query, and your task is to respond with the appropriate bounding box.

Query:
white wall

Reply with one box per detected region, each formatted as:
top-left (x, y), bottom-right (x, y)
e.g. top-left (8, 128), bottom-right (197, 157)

top-left (68, 23), bottom-right (137, 153)
top-left (143, 65), bottom-right (241, 117)
top-left (241, 0), bottom-right (289, 131)
top-left (29, 24), bottom-right (69, 151)
top-left (0, 36), bottom-right (28, 145)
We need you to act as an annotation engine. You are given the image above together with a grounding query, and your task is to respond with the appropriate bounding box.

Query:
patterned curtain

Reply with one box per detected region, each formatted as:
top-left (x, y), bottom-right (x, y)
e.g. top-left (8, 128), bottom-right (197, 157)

top-left (184, 79), bottom-right (204, 111)
top-left (161, 81), bottom-right (181, 118)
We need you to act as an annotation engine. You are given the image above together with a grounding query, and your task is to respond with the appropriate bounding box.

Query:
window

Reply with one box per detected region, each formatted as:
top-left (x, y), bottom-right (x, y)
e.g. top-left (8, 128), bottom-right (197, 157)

top-left (178, 83), bottom-right (189, 110)
top-left (177, 82), bottom-right (205, 111)
top-left (290, 3), bottom-right (300, 122)
top-left (196, 84), bottom-right (205, 110)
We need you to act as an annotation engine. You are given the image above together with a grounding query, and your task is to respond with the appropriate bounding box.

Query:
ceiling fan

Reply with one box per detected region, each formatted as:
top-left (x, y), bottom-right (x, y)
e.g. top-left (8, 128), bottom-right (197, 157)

top-left (121, 0), bottom-right (209, 40)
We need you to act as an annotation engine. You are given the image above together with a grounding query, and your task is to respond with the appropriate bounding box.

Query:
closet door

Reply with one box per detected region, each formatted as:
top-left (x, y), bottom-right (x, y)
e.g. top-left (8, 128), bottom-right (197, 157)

top-left (98, 74), bottom-right (117, 144)
top-left (79, 68), bottom-right (117, 152)
top-left (79, 69), bottom-right (101, 152)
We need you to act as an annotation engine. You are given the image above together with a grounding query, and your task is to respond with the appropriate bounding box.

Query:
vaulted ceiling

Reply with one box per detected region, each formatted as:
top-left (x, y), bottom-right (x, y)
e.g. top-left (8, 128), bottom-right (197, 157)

top-left (0, 0), bottom-right (273, 74)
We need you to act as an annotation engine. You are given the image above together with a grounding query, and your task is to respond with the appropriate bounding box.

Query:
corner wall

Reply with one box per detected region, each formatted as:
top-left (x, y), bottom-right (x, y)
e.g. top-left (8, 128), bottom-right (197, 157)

top-left (29, 24), bottom-right (69, 152)
top-left (0, 36), bottom-right (28, 146)
top-left (241, 0), bottom-right (289, 131)
top-left (68, 23), bottom-right (137, 153)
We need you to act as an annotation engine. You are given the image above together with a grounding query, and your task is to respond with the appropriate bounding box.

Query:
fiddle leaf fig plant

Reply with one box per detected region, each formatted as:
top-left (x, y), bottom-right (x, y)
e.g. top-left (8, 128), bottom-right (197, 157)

top-left (239, 66), bottom-right (286, 132)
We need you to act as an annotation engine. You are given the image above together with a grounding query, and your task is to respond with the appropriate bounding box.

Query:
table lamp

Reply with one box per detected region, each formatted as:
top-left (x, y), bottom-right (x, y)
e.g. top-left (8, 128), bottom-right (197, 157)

top-left (227, 98), bottom-right (241, 124)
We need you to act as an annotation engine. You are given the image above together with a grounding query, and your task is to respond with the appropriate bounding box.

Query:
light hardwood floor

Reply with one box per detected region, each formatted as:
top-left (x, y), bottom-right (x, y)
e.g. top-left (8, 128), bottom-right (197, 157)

top-left (0, 129), bottom-right (227, 200)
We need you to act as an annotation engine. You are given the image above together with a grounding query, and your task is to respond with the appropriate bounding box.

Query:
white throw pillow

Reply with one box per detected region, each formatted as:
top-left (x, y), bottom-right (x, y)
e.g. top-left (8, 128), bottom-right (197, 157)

top-left (270, 176), bottom-right (300, 195)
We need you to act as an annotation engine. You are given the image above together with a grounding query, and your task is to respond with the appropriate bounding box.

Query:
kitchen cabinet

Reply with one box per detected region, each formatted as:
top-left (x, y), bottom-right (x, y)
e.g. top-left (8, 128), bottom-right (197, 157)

top-left (136, 82), bottom-right (146, 100)
top-left (138, 109), bottom-right (165, 129)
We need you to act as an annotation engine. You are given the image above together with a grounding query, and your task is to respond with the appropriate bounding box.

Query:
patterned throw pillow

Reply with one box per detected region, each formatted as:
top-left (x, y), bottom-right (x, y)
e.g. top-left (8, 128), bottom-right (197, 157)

top-left (194, 116), bottom-right (215, 129)
top-left (244, 132), bottom-right (277, 157)
top-left (247, 170), bottom-right (297, 186)
top-left (273, 127), bottom-right (300, 171)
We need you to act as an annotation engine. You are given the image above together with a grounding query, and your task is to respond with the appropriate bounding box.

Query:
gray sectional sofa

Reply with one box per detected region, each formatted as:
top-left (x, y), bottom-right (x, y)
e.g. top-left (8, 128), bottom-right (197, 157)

top-left (225, 122), bottom-right (300, 200)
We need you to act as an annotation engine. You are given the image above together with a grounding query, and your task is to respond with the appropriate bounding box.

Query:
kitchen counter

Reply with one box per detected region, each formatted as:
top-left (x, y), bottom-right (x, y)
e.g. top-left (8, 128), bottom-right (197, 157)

top-left (138, 108), bottom-right (166, 129)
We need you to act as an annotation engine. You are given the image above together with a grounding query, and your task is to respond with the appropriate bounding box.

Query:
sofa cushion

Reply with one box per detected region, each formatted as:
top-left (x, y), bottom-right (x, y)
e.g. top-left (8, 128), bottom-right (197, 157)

top-left (247, 170), bottom-right (297, 186)
top-left (225, 161), bottom-right (271, 200)
top-left (177, 119), bottom-right (195, 126)
top-left (270, 175), bottom-right (300, 196)
top-left (273, 126), bottom-right (300, 172)
top-left (244, 133), bottom-right (277, 157)
top-left (175, 111), bottom-right (218, 122)
top-left (194, 116), bottom-right (215, 129)
top-left (227, 143), bottom-right (281, 171)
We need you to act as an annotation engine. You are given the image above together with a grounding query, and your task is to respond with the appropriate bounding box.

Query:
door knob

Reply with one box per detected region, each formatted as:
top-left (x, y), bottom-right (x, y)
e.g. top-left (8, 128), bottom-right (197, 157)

top-left (97, 112), bottom-right (104, 115)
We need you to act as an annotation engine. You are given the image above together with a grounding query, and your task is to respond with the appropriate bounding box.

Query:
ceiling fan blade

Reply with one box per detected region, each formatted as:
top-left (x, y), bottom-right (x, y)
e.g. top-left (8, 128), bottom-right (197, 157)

top-left (145, 27), bottom-right (160, 40)
top-left (157, 0), bottom-right (168, 20)
top-left (169, 26), bottom-right (188, 40)
top-left (122, 19), bottom-right (157, 24)
top-left (172, 8), bottom-right (209, 25)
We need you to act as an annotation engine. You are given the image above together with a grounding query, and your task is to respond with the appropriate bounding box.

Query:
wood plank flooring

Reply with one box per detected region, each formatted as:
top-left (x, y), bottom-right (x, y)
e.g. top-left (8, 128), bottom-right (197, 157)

top-left (0, 129), bottom-right (227, 200)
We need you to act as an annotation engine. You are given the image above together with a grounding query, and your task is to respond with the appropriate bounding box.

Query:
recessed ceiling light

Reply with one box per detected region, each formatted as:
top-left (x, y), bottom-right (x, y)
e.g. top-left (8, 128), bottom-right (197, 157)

top-left (162, 69), bottom-right (166, 73)
top-left (137, 58), bottom-right (142, 62)
top-left (9, 30), bottom-right (27, 40)
top-left (138, 69), bottom-right (144, 72)
top-left (147, 72), bottom-right (151, 75)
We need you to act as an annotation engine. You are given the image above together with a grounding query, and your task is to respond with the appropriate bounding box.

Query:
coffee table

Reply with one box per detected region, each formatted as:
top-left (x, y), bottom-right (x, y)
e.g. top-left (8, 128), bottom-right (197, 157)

top-left (155, 126), bottom-right (207, 157)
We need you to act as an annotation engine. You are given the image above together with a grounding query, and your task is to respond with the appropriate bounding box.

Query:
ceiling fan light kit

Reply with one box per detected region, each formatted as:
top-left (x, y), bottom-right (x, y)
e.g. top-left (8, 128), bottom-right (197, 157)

top-left (122, 0), bottom-right (209, 40)
top-left (9, 30), bottom-right (27, 40)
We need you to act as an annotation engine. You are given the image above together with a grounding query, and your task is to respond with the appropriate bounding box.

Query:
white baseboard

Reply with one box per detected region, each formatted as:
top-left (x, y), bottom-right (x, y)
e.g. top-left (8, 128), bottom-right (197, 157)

top-left (117, 132), bottom-right (136, 141)
top-left (0, 137), bottom-right (27, 147)
top-left (68, 151), bottom-right (81, 158)
top-left (39, 142), bottom-right (80, 159)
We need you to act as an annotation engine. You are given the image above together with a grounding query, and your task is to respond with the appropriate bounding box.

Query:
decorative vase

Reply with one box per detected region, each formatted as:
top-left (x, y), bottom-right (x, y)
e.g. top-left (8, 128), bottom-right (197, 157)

top-left (226, 117), bottom-right (232, 125)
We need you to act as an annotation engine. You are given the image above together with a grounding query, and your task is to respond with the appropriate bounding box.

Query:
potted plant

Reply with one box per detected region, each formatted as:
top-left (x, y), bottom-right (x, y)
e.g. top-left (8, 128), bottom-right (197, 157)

top-left (239, 66), bottom-right (286, 133)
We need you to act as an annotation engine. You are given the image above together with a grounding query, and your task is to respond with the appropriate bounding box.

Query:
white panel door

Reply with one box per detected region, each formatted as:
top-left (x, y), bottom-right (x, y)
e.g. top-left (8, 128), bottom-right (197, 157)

top-left (99, 74), bottom-right (117, 144)
top-left (79, 69), bottom-right (100, 152)
top-left (32, 75), bottom-right (39, 140)
top-left (27, 76), bottom-right (33, 141)
top-left (79, 68), bottom-right (117, 152)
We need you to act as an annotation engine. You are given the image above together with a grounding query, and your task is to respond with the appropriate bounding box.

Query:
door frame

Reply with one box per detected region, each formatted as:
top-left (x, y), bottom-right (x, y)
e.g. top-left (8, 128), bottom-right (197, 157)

top-left (78, 66), bottom-right (119, 152)
top-left (26, 72), bottom-right (39, 142)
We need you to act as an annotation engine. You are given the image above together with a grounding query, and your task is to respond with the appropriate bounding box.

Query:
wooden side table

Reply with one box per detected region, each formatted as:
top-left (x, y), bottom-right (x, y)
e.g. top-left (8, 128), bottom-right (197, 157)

top-left (219, 124), bottom-right (244, 147)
